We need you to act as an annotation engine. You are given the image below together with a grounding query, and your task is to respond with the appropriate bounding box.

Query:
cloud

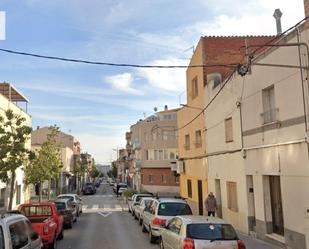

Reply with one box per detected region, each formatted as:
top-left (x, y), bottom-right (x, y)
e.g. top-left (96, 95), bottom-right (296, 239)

top-left (76, 133), bottom-right (125, 163)
top-left (105, 73), bottom-right (143, 95)
top-left (137, 58), bottom-right (188, 92)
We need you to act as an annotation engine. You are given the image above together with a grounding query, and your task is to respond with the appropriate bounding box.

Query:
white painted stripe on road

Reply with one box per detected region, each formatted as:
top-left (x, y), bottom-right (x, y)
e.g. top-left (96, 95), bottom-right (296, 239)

top-left (103, 205), bottom-right (113, 212)
top-left (92, 205), bottom-right (99, 210)
top-left (115, 205), bottom-right (122, 211)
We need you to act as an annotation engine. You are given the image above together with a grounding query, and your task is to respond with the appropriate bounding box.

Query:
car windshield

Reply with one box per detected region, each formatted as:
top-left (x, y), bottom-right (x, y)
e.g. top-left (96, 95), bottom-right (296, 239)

top-left (20, 206), bottom-right (52, 217)
top-left (58, 196), bottom-right (74, 201)
top-left (158, 203), bottom-right (192, 216)
top-left (55, 202), bottom-right (66, 210)
top-left (186, 223), bottom-right (238, 241)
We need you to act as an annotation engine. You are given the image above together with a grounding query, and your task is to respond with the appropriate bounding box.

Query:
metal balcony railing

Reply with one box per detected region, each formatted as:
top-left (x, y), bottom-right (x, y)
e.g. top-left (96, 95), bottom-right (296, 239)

top-left (260, 108), bottom-right (279, 124)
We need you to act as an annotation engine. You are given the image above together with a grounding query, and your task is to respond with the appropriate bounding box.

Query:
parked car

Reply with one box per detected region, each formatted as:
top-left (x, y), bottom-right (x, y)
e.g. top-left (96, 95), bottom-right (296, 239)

top-left (160, 215), bottom-right (246, 249)
top-left (134, 197), bottom-right (155, 225)
top-left (57, 194), bottom-right (83, 216)
top-left (142, 198), bottom-right (192, 243)
top-left (94, 181), bottom-right (100, 188)
top-left (0, 212), bottom-right (43, 249)
top-left (113, 183), bottom-right (127, 194)
top-left (82, 184), bottom-right (96, 195)
top-left (19, 202), bottom-right (64, 249)
top-left (54, 199), bottom-right (77, 228)
top-left (127, 193), bottom-right (153, 215)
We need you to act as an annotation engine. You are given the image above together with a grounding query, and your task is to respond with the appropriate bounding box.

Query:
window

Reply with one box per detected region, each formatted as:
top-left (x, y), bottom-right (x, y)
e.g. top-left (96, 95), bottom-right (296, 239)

top-left (158, 150), bottom-right (164, 160)
top-left (149, 175), bottom-right (154, 184)
top-left (187, 179), bottom-right (192, 198)
top-left (225, 118), bottom-right (233, 143)
top-left (152, 131), bottom-right (157, 141)
top-left (0, 188), bottom-right (5, 207)
top-left (162, 130), bottom-right (168, 140)
top-left (175, 175), bottom-right (180, 184)
top-left (145, 150), bottom-right (149, 160)
top-left (154, 150), bottom-right (158, 160)
top-left (16, 185), bottom-right (21, 205)
top-left (191, 77), bottom-right (198, 99)
top-left (9, 221), bottom-right (29, 249)
top-left (185, 134), bottom-right (190, 150)
top-left (164, 150), bottom-right (169, 160)
top-left (161, 175), bottom-right (167, 184)
top-left (195, 130), bottom-right (202, 148)
top-left (169, 151), bottom-right (176, 160)
top-left (262, 85), bottom-right (276, 124)
top-left (226, 181), bottom-right (238, 212)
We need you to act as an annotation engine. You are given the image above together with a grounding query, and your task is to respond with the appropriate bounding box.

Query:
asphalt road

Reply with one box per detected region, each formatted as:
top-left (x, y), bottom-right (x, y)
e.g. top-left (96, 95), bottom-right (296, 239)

top-left (57, 182), bottom-right (158, 249)
top-left (57, 182), bottom-right (281, 249)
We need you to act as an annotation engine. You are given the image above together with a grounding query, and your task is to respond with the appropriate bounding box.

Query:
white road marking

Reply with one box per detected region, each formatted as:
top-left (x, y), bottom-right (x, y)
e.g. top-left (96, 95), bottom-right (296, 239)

top-left (82, 205), bottom-right (88, 209)
top-left (92, 205), bottom-right (99, 210)
top-left (97, 211), bottom-right (112, 217)
top-left (115, 205), bottom-right (122, 211)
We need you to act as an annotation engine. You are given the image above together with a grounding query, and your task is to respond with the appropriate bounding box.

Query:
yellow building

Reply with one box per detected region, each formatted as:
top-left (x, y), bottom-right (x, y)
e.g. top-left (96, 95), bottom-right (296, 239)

top-left (178, 39), bottom-right (207, 215)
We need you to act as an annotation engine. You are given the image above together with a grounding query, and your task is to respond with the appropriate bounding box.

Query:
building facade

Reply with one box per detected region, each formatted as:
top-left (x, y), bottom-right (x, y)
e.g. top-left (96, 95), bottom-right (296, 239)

top-left (0, 83), bottom-right (31, 209)
top-left (131, 106), bottom-right (180, 194)
top-left (32, 127), bottom-right (81, 194)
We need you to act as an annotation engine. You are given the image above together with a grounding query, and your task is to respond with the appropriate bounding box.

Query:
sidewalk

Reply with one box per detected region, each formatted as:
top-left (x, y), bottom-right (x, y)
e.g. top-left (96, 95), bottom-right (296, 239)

top-left (239, 233), bottom-right (283, 249)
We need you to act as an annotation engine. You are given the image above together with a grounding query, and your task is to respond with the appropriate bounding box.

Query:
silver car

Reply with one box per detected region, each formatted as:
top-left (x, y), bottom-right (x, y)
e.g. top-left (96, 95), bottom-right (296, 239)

top-left (128, 193), bottom-right (153, 215)
top-left (0, 213), bottom-right (43, 249)
top-left (160, 216), bottom-right (246, 249)
top-left (57, 194), bottom-right (83, 216)
top-left (142, 198), bottom-right (192, 243)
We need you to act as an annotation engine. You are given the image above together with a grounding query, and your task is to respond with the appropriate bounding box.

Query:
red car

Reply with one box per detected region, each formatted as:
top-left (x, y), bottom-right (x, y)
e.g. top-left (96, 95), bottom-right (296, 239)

top-left (19, 202), bottom-right (64, 249)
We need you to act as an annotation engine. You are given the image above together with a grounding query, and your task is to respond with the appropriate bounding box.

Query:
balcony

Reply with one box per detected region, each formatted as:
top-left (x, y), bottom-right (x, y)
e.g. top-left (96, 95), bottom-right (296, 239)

top-left (260, 108), bottom-right (279, 125)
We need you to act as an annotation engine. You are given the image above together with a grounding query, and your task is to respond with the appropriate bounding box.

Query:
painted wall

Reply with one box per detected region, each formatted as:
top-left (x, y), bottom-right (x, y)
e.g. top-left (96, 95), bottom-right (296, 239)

top-left (0, 93), bottom-right (31, 209)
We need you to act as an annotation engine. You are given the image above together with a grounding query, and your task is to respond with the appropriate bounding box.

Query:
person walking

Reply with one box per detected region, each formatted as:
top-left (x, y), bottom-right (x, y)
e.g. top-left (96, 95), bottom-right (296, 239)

top-left (116, 183), bottom-right (120, 197)
top-left (205, 192), bottom-right (217, 217)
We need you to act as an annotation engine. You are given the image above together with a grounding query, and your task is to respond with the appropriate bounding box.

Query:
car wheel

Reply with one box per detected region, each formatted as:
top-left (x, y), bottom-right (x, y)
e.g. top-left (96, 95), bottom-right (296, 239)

top-left (139, 217), bottom-right (143, 226)
top-left (49, 235), bottom-right (57, 249)
top-left (160, 237), bottom-right (164, 249)
top-left (77, 208), bottom-right (80, 217)
top-left (134, 214), bottom-right (138, 220)
top-left (149, 228), bottom-right (156, 244)
top-left (68, 219), bottom-right (73, 229)
top-left (57, 228), bottom-right (64, 240)
top-left (131, 211), bottom-right (135, 217)
top-left (142, 222), bottom-right (147, 233)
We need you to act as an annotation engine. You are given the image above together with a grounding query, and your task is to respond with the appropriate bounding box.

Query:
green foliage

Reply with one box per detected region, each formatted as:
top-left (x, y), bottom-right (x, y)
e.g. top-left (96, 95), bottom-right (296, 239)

top-left (111, 162), bottom-right (117, 178)
top-left (89, 166), bottom-right (100, 178)
top-left (0, 110), bottom-right (32, 182)
top-left (122, 189), bottom-right (137, 198)
top-left (0, 109), bottom-right (33, 209)
top-left (25, 126), bottom-right (63, 186)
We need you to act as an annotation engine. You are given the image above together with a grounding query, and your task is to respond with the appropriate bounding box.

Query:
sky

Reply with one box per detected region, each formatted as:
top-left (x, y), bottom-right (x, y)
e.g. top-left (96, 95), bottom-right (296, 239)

top-left (0, 0), bottom-right (305, 163)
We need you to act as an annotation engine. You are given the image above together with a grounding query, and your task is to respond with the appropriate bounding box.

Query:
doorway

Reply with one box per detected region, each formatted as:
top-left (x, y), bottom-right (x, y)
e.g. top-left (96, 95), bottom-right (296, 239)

top-left (269, 176), bottom-right (284, 235)
top-left (215, 179), bottom-right (222, 218)
top-left (197, 180), bottom-right (203, 215)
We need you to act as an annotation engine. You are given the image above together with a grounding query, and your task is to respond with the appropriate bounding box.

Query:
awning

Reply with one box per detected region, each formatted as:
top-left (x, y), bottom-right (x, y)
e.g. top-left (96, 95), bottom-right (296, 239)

top-left (0, 82), bottom-right (29, 102)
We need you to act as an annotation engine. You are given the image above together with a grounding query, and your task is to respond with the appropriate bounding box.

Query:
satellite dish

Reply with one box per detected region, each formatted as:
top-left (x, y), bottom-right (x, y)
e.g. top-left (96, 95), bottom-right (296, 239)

top-left (154, 107), bottom-right (158, 112)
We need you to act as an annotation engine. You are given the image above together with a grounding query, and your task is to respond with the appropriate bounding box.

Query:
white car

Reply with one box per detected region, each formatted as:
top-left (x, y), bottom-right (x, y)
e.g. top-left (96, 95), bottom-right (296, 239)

top-left (134, 197), bottom-right (155, 225)
top-left (57, 194), bottom-right (83, 216)
top-left (127, 193), bottom-right (153, 214)
top-left (160, 216), bottom-right (246, 249)
top-left (0, 212), bottom-right (43, 249)
top-left (142, 198), bottom-right (192, 243)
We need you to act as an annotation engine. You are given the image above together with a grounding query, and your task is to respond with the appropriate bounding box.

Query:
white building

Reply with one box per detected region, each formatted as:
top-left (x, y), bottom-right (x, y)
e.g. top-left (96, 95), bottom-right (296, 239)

top-left (0, 83), bottom-right (31, 209)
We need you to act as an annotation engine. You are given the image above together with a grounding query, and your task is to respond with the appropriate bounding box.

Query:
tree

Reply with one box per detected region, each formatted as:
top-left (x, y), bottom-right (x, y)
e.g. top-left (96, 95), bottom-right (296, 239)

top-left (25, 126), bottom-right (63, 201)
top-left (89, 166), bottom-right (100, 179)
top-left (0, 109), bottom-right (33, 210)
top-left (111, 162), bottom-right (118, 178)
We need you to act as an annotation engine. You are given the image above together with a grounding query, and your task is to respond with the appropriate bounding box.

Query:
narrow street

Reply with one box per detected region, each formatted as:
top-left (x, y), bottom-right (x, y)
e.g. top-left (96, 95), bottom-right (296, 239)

top-left (57, 182), bottom-right (281, 249)
top-left (57, 182), bottom-right (157, 249)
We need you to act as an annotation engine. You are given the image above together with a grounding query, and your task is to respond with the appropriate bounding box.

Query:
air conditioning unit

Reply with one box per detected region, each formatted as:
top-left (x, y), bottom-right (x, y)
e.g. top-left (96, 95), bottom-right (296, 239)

top-left (177, 160), bottom-right (184, 174)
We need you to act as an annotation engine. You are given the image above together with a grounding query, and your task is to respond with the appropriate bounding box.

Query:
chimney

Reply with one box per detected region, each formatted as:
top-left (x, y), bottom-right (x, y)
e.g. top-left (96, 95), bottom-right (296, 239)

top-left (273, 9), bottom-right (283, 35)
top-left (36, 126), bottom-right (40, 130)
top-left (164, 105), bottom-right (168, 111)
